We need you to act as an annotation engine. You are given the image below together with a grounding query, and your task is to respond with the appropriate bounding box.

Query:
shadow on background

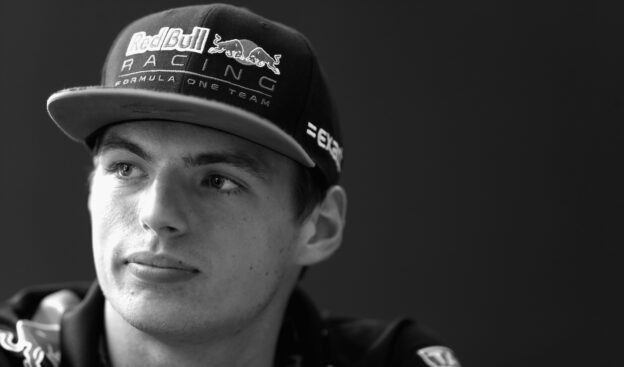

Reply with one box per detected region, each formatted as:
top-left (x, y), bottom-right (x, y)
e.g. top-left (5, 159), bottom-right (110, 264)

top-left (0, 0), bottom-right (621, 365)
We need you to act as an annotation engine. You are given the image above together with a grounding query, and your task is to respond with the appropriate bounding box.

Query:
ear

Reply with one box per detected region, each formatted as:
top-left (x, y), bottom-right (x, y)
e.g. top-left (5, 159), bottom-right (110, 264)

top-left (295, 185), bottom-right (347, 266)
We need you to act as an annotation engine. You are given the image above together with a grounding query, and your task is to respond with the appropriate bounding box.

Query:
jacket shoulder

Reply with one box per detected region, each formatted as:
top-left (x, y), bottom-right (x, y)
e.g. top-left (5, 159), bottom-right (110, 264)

top-left (325, 316), bottom-right (461, 367)
top-left (0, 283), bottom-right (88, 367)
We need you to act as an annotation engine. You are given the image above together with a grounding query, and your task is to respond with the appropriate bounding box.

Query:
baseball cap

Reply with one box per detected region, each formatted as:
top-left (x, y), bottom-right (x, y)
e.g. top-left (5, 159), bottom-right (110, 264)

top-left (46, 3), bottom-right (343, 185)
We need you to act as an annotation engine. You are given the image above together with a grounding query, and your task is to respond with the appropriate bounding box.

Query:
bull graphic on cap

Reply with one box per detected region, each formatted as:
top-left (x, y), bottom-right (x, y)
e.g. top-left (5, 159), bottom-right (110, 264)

top-left (208, 34), bottom-right (281, 75)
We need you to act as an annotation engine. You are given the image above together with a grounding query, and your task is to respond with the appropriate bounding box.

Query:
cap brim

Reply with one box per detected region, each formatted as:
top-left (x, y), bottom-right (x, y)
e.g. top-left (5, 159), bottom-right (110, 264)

top-left (47, 87), bottom-right (314, 167)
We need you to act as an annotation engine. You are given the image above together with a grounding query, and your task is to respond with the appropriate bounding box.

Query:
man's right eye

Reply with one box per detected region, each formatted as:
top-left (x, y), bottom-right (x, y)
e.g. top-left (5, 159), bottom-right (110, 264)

top-left (105, 162), bottom-right (143, 180)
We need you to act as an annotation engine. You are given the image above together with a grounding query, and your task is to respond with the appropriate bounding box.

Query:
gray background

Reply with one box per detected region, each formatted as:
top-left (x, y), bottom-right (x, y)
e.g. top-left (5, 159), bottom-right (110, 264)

top-left (1, 0), bottom-right (621, 365)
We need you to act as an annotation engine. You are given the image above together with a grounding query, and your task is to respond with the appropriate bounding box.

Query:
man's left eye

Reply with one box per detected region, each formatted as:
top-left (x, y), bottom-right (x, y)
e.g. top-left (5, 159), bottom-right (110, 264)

top-left (203, 175), bottom-right (240, 192)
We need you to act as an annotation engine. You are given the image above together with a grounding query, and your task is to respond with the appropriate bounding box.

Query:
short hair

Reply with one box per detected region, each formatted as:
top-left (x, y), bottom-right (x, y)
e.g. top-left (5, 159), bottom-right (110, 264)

top-left (292, 164), bottom-right (330, 222)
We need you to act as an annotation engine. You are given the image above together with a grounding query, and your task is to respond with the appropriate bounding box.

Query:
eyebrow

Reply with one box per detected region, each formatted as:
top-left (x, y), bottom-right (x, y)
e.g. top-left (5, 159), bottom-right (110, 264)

top-left (182, 152), bottom-right (269, 181)
top-left (96, 134), bottom-right (151, 162)
top-left (95, 133), bottom-right (269, 180)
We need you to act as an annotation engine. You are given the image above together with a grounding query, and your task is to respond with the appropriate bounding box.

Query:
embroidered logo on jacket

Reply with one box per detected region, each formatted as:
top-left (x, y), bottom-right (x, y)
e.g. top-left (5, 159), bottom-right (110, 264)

top-left (208, 34), bottom-right (282, 75)
top-left (0, 320), bottom-right (60, 367)
top-left (416, 346), bottom-right (461, 367)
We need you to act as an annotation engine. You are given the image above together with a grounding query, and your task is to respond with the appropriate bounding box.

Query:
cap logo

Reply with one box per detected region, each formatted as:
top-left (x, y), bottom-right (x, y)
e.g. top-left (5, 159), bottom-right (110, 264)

top-left (126, 27), bottom-right (210, 56)
top-left (208, 34), bottom-right (281, 75)
top-left (416, 346), bottom-right (461, 367)
top-left (306, 122), bottom-right (343, 172)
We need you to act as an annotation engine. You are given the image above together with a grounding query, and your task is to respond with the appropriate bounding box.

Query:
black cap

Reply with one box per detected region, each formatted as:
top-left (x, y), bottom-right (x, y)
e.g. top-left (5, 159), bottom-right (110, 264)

top-left (47, 3), bottom-right (343, 184)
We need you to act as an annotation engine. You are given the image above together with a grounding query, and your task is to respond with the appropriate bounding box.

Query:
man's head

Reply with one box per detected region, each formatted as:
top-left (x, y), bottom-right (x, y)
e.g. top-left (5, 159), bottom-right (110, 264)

top-left (46, 4), bottom-right (346, 340)
top-left (87, 120), bottom-right (345, 339)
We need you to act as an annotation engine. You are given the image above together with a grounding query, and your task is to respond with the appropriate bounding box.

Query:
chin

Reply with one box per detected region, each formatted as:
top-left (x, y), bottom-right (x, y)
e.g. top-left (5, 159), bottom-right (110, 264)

top-left (109, 286), bottom-right (264, 341)
top-left (115, 293), bottom-right (214, 338)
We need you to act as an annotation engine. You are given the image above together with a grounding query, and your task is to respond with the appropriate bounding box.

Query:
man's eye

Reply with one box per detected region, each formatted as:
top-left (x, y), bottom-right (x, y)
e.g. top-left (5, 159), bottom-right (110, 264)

top-left (203, 175), bottom-right (240, 192)
top-left (106, 162), bottom-right (142, 179)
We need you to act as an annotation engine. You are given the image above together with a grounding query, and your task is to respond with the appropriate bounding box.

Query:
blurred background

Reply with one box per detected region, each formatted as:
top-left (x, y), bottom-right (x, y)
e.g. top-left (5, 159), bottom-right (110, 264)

top-left (1, 0), bottom-right (621, 365)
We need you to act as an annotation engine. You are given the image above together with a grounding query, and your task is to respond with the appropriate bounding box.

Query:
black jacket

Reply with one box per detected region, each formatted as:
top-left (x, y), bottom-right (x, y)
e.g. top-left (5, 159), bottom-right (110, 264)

top-left (0, 282), bottom-right (460, 366)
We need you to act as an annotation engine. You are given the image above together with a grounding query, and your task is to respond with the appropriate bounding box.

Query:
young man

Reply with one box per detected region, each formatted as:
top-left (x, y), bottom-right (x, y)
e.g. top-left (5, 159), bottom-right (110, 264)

top-left (0, 4), bottom-right (460, 367)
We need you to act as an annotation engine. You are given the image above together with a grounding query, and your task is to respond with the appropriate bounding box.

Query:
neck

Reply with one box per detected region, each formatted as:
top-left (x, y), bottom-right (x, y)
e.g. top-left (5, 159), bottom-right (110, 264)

top-left (103, 299), bottom-right (286, 367)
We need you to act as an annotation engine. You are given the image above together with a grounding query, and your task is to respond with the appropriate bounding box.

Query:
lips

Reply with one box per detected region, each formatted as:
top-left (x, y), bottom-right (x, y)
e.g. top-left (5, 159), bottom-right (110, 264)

top-left (124, 251), bottom-right (200, 284)
top-left (125, 251), bottom-right (199, 273)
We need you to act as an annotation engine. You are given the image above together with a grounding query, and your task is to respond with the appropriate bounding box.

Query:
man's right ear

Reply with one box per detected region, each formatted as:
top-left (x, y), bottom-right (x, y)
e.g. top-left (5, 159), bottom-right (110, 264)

top-left (294, 185), bottom-right (347, 266)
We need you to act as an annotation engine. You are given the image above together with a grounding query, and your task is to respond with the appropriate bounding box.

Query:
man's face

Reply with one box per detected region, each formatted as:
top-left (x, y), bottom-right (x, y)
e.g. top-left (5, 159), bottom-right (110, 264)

top-left (88, 120), bottom-right (306, 339)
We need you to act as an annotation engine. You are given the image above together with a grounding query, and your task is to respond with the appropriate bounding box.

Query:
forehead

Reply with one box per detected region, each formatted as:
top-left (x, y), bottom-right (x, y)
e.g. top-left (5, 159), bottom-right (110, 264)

top-left (94, 120), bottom-right (298, 177)
top-left (99, 121), bottom-right (263, 153)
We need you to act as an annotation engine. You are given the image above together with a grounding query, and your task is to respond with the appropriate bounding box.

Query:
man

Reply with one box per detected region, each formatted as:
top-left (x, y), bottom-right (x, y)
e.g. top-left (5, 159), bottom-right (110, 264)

top-left (0, 4), bottom-right (460, 367)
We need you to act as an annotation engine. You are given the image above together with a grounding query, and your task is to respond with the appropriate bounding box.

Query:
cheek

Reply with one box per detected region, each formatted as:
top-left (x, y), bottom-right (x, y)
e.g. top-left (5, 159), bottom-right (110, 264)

top-left (88, 181), bottom-right (137, 265)
top-left (226, 212), bottom-right (299, 281)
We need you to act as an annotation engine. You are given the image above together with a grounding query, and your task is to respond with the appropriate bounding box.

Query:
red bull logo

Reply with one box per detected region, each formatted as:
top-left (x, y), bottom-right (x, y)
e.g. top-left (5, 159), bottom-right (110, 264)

top-left (126, 27), bottom-right (210, 56)
top-left (208, 34), bottom-right (282, 75)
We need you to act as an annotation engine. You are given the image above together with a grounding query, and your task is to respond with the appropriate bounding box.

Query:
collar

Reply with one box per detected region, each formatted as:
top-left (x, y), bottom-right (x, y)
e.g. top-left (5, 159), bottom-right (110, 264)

top-left (275, 287), bottom-right (329, 367)
top-left (59, 282), bottom-right (329, 367)
top-left (60, 282), bottom-right (105, 367)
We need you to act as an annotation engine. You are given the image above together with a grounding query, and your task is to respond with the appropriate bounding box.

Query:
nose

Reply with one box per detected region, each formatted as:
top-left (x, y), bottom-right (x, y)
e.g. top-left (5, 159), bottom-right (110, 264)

top-left (138, 173), bottom-right (189, 237)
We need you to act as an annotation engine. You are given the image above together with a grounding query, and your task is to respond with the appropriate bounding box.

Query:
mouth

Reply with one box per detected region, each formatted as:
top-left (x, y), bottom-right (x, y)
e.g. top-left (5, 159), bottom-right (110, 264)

top-left (125, 251), bottom-right (200, 275)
